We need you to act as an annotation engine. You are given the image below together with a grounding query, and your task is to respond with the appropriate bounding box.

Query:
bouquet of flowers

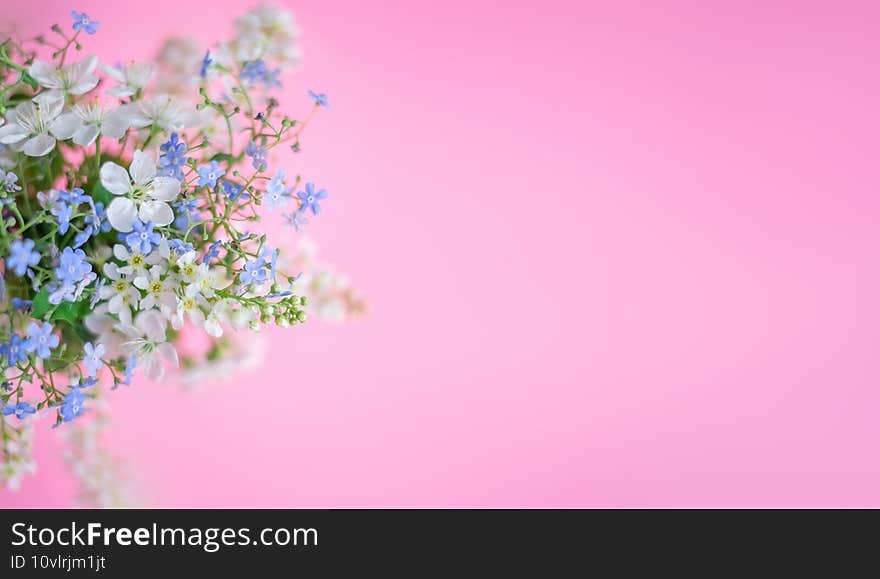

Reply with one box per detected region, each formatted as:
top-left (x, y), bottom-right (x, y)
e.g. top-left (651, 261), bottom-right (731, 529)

top-left (0, 5), bottom-right (358, 494)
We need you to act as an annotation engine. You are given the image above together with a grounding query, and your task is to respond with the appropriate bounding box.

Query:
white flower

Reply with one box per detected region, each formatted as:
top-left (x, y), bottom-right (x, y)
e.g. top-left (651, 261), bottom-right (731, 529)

top-left (123, 94), bottom-right (199, 133)
top-left (175, 251), bottom-right (202, 284)
top-left (51, 101), bottom-right (131, 146)
top-left (186, 265), bottom-right (223, 300)
top-left (101, 61), bottom-right (154, 98)
top-left (28, 55), bottom-right (100, 101)
top-left (133, 265), bottom-right (178, 312)
top-left (203, 310), bottom-right (224, 337)
top-left (84, 310), bottom-right (129, 359)
top-left (0, 96), bottom-right (70, 156)
top-left (100, 150), bottom-right (181, 231)
top-left (118, 309), bottom-right (178, 381)
top-left (97, 263), bottom-right (140, 325)
top-left (232, 4), bottom-right (301, 65)
top-left (113, 243), bottom-right (163, 277)
top-left (171, 292), bottom-right (207, 330)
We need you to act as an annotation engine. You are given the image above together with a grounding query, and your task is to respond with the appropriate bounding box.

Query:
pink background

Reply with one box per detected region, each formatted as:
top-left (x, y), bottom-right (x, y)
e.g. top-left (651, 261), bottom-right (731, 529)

top-left (3, 0), bottom-right (880, 507)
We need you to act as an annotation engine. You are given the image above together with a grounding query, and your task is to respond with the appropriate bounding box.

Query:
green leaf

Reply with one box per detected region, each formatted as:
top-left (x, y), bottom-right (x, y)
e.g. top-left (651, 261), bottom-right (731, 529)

top-left (90, 180), bottom-right (113, 206)
top-left (49, 300), bottom-right (88, 326)
top-left (31, 288), bottom-right (52, 319)
top-left (31, 289), bottom-right (89, 325)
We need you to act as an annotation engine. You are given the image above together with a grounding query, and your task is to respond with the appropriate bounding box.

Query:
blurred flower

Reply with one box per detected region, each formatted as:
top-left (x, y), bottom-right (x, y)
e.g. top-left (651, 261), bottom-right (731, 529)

top-left (308, 90), bottom-right (329, 108)
top-left (2, 402), bottom-right (36, 420)
top-left (71, 10), bottom-right (100, 35)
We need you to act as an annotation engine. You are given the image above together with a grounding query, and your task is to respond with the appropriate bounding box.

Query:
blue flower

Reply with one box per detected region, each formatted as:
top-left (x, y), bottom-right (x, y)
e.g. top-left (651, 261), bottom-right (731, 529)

top-left (11, 298), bottom-right (32, 311)
top-left (282, 210), bottom-right (309, 232)
top-left (168, 238), bottom-right (194, 256)
top-left (73, 201), bottom-right (110, 248)
top-left (173, 199), bottom-right (201, 231)
top-left (57, 203), bottom-right (76, 235)
top-left (241, 60), bottom-right (281, 88)
top-left (7, 238), bottom-right (40, 277)
top-left (125, 220), bottom-right (161, 255)
top-left (158, 133), bottom-right (188, 180)
top-left (197, 161), bottom-right (225, 189)
top-left (82, 342), bottom-right (105, 377)
top-left (60, 187), bottom-right (90, 205)
top-left (203, 240), bottom-right (223, 264)
top-left (47, 282), bottom-right (76, 305)
top-left (71, 10), bottom-right (99, 35)
top-left (241, 60), bottom-right (267, 83)
top-left (296, 182), bottom-right (328, 215)
top-left (2, 402), bottom-right (36, 420)
top-left (266, 170), bottom-right (292, 211)
top-left (55, 247), bottom-right (92, 285)
top-left (221, 179), bottom-right (250, 203)
top-left (308, 90), bottom-right (329, 108)
top-left (200, 51), bottom-right (213, 78)
top-left (245, 141), bottom-right (268, 172)
top-left (58, 385), bottom-right (89, 423)
top-left (24, 321), bottom-right (59, 359)
top-left (1, 334), bottom-right (28, 366)
top-left (240, 255), bottom-right (268, 286)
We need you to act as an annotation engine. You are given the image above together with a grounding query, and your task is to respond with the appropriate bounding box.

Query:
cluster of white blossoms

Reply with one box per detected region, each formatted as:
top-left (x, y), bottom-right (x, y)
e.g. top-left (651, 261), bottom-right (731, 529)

top-left (0, 4), bottom-right (358, 497)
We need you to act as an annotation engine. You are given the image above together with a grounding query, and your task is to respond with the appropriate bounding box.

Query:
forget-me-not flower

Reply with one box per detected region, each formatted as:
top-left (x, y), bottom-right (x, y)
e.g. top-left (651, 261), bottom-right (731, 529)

top-left (55, 247), bottom-right (92, 285)
top-left (25, 321), bottom-right (59, 359)
top-left (7, 238), bottom-right (40, 277)
top-left (197, 161), bottom-right (225, 189)
top-left (82, 342), bottom-right (105, 377)
top-left (308, 90), bottom-right (329, 108)
top-left (71, 11), bottom-right (99, 35)
top-left (266, 170), bottom-right (292, 211)
top-left (158, 133), bottom-right (188, 180)
top-left (1, 335), bottom-right (28, 366)
top-left (2, 402), bottom-right (36, 420)
top-left (296, 182), bottom-right (328, 215)
top-left (125, 220), bottom-right (161, 255)
top-left (203, 240), bottom-right (223, 264)
top-left (200, 51), bottom-right (213, 78)
top-left (245, 141), bottom-right (267, 171)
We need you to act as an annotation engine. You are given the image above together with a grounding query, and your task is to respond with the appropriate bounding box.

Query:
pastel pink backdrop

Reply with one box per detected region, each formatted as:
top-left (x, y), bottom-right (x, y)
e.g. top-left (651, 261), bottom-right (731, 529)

top-left (2, 0), bottom-right (880, 507)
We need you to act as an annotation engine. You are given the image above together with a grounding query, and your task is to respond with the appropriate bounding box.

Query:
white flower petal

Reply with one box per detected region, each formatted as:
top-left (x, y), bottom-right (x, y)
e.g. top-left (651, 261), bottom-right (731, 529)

top-left (101, 108), bottom-right (129, 139)
top-left (138, 200), bottom-right (174, 227)
top-left (22, 134), bottom-right (55, 156)
top-left (49, 111), bottom-right (81, 140)
top-left (130, 150), bottom-right (156, 185)
top-left (100, 63), bottom-right (126, 82)
top-left (100, 162), bottom-right (133, 196)
top-left (150, 176), bottom-right (181, 201)
top-left (73, 123), bottom-right (100, 146)
top-left (107, 197), bottom-right (138, 232)
top-left (39, 94), bottom-right (64, 119)
top-left (107, 85), bottom-right (136, 98)
top-left (29, 61), bottom-right (58, 87)
top-left (69, 74), bottom-right (99, 95)
top-left (136, 310), bottom-right (167, 342)
top-left (123, 106), bottom-right (151, 128)
top-left (0, 124), bottom-right (27, 144)
top-left (113, 244), bottom-right (131, 261)
top-left (156, 342), bottom-right (179, 367)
